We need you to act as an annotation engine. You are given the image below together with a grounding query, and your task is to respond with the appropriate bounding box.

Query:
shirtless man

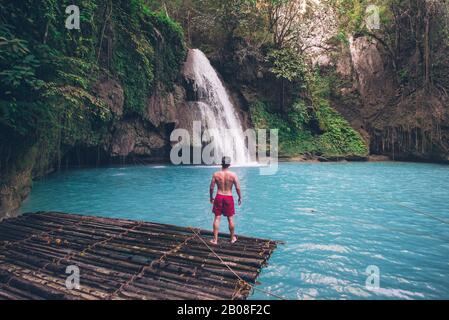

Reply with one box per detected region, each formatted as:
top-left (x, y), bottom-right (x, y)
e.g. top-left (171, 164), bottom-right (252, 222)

top-left (209, 156), bottom-right (242, 245)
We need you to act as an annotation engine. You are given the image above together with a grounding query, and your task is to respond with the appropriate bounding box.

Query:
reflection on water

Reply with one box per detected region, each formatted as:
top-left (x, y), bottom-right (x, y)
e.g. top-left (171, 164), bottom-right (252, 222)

top-left (21, 162), bottom-right (449, 299)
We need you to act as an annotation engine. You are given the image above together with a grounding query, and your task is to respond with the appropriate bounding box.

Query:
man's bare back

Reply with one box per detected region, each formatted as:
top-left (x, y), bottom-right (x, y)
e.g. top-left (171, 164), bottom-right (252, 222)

top-left (209, 157), bottom-right (242, 245)
top-left (212, 170), bottom-right (240, 197)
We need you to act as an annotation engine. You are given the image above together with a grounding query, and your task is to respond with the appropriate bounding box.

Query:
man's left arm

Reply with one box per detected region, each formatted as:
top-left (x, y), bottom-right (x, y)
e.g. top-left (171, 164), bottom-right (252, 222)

top-left (234, 175), bottom-right (242, 206)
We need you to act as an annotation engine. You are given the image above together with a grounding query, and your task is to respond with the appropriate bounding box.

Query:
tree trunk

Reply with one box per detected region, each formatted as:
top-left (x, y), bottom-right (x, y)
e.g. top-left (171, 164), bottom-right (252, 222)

top-left (280, 78), bottom-right (285, 116)
top-left (424, 12), bottom-right (431, 92)
top-left (187, 10), bottom-right (191, 45)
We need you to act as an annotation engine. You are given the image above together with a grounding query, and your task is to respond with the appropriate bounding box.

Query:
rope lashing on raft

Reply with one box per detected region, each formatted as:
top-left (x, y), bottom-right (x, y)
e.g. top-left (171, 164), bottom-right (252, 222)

top-left (188, 227), bottom-right (287, 300)
top-left (107, 229), bottom-right (198, 300)
top-left (1, 219), bottom-right (146, 293)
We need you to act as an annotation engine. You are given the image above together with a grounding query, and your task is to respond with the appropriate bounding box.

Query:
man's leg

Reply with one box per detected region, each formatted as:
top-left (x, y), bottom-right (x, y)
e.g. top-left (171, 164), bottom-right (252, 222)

top-left (211, 215), bottom-right (221, 245)
top-left (227, 216), bottom-right (237, 244)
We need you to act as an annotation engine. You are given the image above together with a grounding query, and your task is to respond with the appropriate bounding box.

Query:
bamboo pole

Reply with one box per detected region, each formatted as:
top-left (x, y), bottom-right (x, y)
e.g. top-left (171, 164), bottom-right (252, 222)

top-left (0, 212), bottom-right (279, 300)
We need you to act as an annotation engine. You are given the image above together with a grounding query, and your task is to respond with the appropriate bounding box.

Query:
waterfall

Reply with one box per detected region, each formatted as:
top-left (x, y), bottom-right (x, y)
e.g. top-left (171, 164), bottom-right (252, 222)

top-left (183, 49), bottom-right (251, 165)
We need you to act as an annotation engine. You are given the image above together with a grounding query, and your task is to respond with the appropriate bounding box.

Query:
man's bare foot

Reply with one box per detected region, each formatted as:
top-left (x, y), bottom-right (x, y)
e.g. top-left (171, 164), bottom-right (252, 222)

top-left (210, 239), bottom-right (218, 245)
top-left (230, 236), bottom-right (237, 244)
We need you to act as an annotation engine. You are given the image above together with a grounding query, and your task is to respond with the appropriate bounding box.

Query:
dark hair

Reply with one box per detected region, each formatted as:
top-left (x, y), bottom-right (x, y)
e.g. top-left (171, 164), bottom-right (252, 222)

top-left (221, 156), bottom-right (231, 169)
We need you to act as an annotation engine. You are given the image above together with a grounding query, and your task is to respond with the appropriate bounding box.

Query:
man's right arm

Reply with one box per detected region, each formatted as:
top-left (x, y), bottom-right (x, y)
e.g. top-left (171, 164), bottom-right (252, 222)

top-left (209, 174), bottom-right (216, 204)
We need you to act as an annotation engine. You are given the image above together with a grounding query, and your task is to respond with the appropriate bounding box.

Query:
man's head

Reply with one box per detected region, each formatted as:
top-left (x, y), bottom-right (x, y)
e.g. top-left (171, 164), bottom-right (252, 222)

top-left (221, 156), bottom-right (231, 169)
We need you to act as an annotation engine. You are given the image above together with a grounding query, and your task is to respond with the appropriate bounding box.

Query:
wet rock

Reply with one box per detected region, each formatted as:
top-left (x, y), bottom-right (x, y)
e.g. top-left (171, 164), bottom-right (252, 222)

top-left (93, 79), bottom-right (125, 118)
top-left (333, 35), bottom-right (449, 162)
top-left (348, 36), bottom-right (395, 108)
top-left (0, 170), bottom-right (32, 221)
top-left (111, 120), bottom-right (166, 157)
top-left (145, 89), bottom-right (178, 128)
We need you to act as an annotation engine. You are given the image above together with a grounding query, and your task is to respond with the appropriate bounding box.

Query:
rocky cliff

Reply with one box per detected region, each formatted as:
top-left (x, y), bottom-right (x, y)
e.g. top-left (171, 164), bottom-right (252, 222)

top-left (0, 50), bottom-right (249, 220)
top-left (180, 0), bottom-right (449, 163)
top-left (332, 35), bottom-right (449, 163)
top-left (0, 1), bottom-right (191, 219)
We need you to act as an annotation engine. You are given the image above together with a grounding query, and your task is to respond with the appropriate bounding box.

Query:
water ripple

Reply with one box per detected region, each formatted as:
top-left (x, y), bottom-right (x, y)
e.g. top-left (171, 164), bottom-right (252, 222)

top-left (21, 162), bottom-right (449, 299)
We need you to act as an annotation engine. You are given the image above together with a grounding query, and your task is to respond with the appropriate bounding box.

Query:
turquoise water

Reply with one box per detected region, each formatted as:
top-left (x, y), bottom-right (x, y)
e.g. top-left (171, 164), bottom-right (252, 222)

top-left (21, 162), bottom-right (449, 300)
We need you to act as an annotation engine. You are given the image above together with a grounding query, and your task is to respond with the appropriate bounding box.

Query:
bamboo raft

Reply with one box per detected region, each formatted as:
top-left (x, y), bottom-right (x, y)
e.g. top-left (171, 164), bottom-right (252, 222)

top-left (0, 212), bottom-right (278, 300)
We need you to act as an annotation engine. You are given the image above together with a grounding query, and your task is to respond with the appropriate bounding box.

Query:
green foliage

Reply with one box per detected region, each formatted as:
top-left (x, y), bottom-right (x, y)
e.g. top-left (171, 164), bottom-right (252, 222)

top-left (249, 70), bottom-right (368, 158)
top-left (315, 104), bottom-right (368, 156)
top-left (309, 69), bottom-right (368, 156)
top-left (151, 0), bottom-right (270, 53)
top-left (250, 101), bottom-right (315, 156)
top-left (398, 67), bottom-right (410, 85)
top-left (288, 100), bottom-right (311, 131)
top-left (266, 48), bottom-right (306, 82)
top-left (112, 23), bottom-right (155, 115)
top-left (0, 27), bottom-right (45, 95)
top-left (144, 10), bottom-right (187, 90)
top-left (112, 4), bottom-right (186, 115)
top-left (0, 0), bottom-right (186, 180)
top-left (331, 0), bottom-right (392, 39)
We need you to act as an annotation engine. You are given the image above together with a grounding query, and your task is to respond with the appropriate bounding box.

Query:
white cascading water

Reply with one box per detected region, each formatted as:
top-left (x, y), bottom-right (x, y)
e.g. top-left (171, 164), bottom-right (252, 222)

top-left (184, 49), bottom-right (251, 164)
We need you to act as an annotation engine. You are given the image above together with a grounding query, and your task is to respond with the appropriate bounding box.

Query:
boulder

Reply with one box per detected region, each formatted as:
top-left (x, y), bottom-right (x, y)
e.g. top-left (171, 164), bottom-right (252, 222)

top-left (93, 79), bottom-right (125, 118)
top-left (111, 120), bottom-right (166, 157)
